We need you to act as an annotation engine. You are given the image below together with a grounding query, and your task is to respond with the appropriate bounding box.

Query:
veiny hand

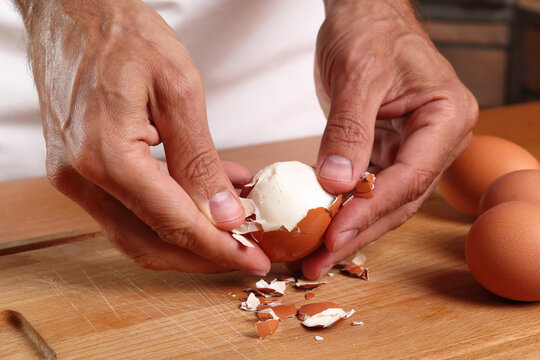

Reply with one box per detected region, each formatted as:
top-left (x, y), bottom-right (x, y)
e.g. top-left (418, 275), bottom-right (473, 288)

top-left (16, 0), bottom-right (270, 275)
top-left (301, 0), bottom-right (478, 278)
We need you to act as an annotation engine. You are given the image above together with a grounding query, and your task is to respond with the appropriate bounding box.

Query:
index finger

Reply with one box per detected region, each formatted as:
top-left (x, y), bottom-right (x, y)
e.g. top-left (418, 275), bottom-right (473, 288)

top-left (325, 98), bottom-right (476, 252)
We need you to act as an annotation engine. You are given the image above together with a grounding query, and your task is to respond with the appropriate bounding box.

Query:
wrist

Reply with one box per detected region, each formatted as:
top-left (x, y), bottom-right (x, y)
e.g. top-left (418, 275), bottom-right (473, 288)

top-left (323, 0), bottom-right (416, 18)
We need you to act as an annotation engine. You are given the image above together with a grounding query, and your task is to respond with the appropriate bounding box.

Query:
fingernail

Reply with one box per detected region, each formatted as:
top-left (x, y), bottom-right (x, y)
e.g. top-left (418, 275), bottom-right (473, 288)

top-left (209, 190), bottom-right (243, 223)
top-left (320, 155), bottom-right (353, 183)
top-left (247, 269), bottom-right (268, 277)
top-left (333, 229), bottom-right (358, 251)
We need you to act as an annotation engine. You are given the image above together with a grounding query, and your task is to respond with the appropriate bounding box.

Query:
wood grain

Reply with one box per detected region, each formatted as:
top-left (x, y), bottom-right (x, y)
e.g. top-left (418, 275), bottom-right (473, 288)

top-left (0, 177), bottom-right (100, 248)
top-left (1, 196), bottom-right (539, 359)
top-left (1, 102), bottom-right (540, 359)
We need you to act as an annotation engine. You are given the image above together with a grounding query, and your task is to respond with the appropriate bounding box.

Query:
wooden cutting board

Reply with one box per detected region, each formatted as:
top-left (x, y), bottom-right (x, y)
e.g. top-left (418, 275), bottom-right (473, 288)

top-left (1, 102), bottom-right (540, 359)
top-left (1, 194), bottom-right (540, 359)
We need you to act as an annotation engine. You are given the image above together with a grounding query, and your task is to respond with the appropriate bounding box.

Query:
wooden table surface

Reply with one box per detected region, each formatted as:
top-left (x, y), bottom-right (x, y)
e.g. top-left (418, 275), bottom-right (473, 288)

top-left (1, 102), bottom-right (540, 359)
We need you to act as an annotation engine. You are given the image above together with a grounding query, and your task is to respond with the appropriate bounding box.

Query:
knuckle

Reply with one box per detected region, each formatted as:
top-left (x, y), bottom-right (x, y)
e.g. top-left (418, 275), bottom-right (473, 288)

top-left (68, 142), bottom-right (104, 182)
top-left (46, 157), bottom-right (72, 191)
top-left (158, 227), bottom-right (200, 253)
top-left (168, 67), bottom-right (203, 102)
top-left (406, 167), bottom-right (437, 203)
top-left (131, 254), bottom-right (171, 271)
top-left (181, 146), bottom-right (219, 185)
top-left (108, 231), bottom-right (171, 271)
top-left (465, 91), bottom-right (479, 128)
top-left (399, 201), bottom-right (422, 226)
top-left (325, 111), bottom-right (372, 150)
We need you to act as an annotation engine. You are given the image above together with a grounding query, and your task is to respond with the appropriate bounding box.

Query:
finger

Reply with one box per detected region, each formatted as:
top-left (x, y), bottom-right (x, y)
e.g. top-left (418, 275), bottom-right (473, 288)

top-left (150, 61), bottom-right (245, 230)
top-left (48, 162), bottom-right (231, 273)
top-left (156, 159), bottom-right (252, 189)
top-left (326, 101), bottom-right (473, 252)
top-left (221, 160), bottom-right (253, 188)
top-left (371, 120), bottom-right (400, 168)
top-left (315, 58), bottom-right (388, 194)
top-left (91, 148), bottom-right (270, 275)
top-left (68, 79), bottom-right (269, 276)
top-left (301, 183), bottom-right (434, 280)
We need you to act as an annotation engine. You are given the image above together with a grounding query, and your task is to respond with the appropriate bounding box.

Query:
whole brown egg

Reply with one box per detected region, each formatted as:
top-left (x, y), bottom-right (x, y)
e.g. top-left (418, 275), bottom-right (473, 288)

top-left (439, 135), bottom-right (539, 217)
top-left (466, 201), bottom-right (540, 301)
top-left (479, 169), bottom-right (540, 214)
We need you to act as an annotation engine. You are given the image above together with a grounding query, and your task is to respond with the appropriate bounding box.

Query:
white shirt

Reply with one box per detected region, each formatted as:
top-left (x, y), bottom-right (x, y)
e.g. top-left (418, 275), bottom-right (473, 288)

top-left (0, 0), bottom-right (326, 181)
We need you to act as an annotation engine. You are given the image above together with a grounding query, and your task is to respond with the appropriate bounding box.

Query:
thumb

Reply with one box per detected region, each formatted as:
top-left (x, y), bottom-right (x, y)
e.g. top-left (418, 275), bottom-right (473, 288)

top-left (316, 75), bottom-right (380, 194)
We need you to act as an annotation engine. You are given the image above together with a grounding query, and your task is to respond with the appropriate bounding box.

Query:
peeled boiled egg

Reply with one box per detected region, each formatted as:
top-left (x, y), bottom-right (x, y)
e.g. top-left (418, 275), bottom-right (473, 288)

top-left (479, 169), bottom-right (540, 214)
top-left (439, 135), bottom-right (539, 217)
top-left (233, 161), bottom-right (341, 262)
top-left (465, 201), bottom-right (540, 301)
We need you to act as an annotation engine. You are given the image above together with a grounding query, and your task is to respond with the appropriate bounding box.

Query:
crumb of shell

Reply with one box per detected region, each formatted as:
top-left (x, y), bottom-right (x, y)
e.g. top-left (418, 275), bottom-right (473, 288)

top-left (315, 336), bottom-right (324, 341)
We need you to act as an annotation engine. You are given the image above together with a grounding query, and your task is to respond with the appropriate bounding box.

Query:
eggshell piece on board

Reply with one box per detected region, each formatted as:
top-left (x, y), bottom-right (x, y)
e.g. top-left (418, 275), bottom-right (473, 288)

top-left (479, 169), bottom-right (540, 214)
top-left (297, 302), bottom-right (339, 321)
top-left (256, 319), bottom-right (280, 339)
top-left (439, 135), bottom-right (539, 217)
top-left (249, 195), bottom-right (342, 262)
top-left (465, 201), bottom-right (540, 301)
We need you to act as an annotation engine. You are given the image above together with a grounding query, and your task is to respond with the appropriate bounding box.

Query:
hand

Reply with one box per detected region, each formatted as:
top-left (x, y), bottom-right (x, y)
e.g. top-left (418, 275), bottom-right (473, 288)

top-left (301, 0), bottom-right (478, 278)
top-left (16, 0), bottom-right (270, 275)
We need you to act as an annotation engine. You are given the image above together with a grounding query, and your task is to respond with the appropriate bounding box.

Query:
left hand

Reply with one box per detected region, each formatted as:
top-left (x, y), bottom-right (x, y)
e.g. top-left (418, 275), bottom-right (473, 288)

top-left (300, 0), bottom-right (478, 279)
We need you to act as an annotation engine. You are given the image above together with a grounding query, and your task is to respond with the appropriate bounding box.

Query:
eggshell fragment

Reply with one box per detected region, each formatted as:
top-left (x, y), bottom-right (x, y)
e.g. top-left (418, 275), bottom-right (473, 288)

top-left (257, 307), bottom-right (279, 321)
top-left (298, 303), bottom-right (355, 328)
top-left (466, 201), bottom-right (540, 301)
top-left (351, 252), bottom-right (366, 266)
top-left (258, 303), bottom-right (297, 320)
top-left (240, 293), bottom-right (262, 311)
top-left (314, 336), bottom-right (324, 341)
top-left (305, 292), bottom-right (316, 300)
top-left (297, 302), bottom-right (339, 321)
top-left (479, 169), bottom-right (540, 214)
top-left (256, 319), bottom-right (280, 339)
top-left (255, 279), bottom-right (287, 297)
top-left (230, 233), bottom-right (255, 248)
top-left (279, 275), bottom-right (296, 283)
top-left (337, 261), bottom-right (369, 280)
top-left (294, 279), bottom-right (327, 290)
top-left (355, 172), bottom-right (376, 198)
top-left (439, 135), bottom-right (539, 217)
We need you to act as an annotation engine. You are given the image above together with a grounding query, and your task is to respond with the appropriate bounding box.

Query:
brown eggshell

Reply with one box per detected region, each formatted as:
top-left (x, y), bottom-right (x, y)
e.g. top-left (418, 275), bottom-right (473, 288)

top-left (248, 195), bottom-right (342, 262)
top-left (355, 172), bottom-right (375, 198)
top-left (338, 261), bottom-right (369, 280)
top-left (297, 302), bottom-right (339, 321)
top-left (465, 201), bottom-right (540, 301)
top-left (256, 319), bottom-right (280, 339)
top-left (439, 135), bottom-right (539, 217)
top-left (257, 304), bottom-right (297, 321)
top-left (479, 169), bottom-right (540, 214)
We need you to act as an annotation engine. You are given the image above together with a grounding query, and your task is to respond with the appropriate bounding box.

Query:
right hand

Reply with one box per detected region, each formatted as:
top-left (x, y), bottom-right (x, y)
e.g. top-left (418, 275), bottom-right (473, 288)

top-left (21, 0), bottom-right (270, 275)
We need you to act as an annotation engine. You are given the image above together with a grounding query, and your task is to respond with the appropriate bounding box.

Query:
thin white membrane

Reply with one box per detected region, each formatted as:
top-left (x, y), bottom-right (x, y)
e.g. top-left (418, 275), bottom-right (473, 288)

top-left (302, 308), bottom-right (355, 328)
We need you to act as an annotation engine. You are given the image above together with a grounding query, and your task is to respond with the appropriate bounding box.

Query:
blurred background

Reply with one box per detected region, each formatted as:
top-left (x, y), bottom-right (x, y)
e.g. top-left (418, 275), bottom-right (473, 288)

top-left (419, 0), bottom-right (540, 108)
top-left (1, 0), bottom-right (539, 181)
